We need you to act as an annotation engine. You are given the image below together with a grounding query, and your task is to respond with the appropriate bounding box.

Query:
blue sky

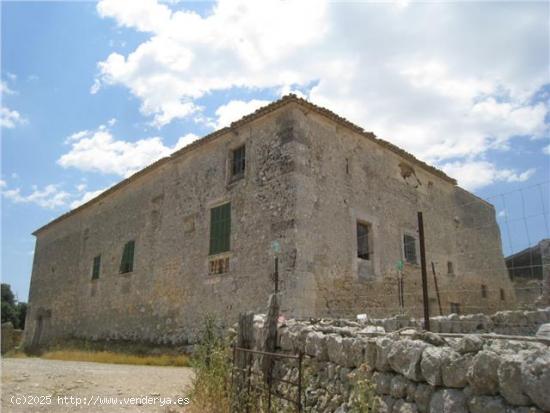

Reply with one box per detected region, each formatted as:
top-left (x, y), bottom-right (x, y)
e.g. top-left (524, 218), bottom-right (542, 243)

top-left (1, 0), bottom-right (549, 302)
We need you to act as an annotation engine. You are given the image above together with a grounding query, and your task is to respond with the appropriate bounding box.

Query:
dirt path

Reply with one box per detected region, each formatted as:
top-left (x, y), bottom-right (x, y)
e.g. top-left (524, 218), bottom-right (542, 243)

top-left (1, 358), bottom-right (194, 412)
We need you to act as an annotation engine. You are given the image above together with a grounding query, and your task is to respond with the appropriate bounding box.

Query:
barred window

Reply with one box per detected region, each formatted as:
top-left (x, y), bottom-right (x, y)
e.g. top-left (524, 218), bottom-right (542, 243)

top-left (209, 256), bottom-right (230, 275)
top-left (231, 145), bottom-right (246, 178)
top-left (403, 234), bottom-right (417, 264)
top-left (92, 255), bottom-right (101, 280)
top-left (119, 241), bottom-right (135, 274)
top-left (210, 203), bottom-right (231, 255)
top-left (357, 222), bottom-right (371, 260)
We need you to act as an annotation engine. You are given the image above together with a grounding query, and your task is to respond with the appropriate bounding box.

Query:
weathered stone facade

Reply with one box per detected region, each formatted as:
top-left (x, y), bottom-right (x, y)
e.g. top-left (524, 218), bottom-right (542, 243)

top-left (506, 239), bottom-right (550, 307)
top-left (24, 95), bottom-right (515, 348)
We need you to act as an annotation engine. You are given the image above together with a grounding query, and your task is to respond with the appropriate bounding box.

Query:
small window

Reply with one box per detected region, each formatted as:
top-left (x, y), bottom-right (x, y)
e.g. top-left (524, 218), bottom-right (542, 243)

top-left (450, 302), bottom-right (461, 314)
top-left (119, 241), bottom-right (135, 274)
top-left (447, 261), bottom-right (454, 275)
top-left (357, 222), bottom-right (371, 260)
top-left (481, 284), bottom-right (487, 298)
top-left (210, 203), bottom-right (231, 255)
top-left (403, 234), bottom-right (417, 264)
top-left (231, 145), bottom-right (246, 178)
top-left (500, 288), bottom-right (506, 301)
top-left (92, 255), bottom-right (101, 280)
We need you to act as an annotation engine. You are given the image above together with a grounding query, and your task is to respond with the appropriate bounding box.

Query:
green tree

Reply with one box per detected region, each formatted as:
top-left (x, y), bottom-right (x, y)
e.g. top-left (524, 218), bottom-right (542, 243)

top-left (1, 283), bottom-right (27, 329)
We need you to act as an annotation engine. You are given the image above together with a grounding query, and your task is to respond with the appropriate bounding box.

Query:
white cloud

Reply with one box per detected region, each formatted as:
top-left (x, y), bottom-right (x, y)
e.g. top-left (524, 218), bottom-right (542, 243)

top-left (70, 188), bottom-right (108, 209)
top-left (543, 144), bottom-right (550, 155)
top-left (94, 0), bottom-right (327, 126)
top-left (2, 184), bottom-right (71, 209)
top-left (1, 81), bottom-right (15, 95)
top-left (214, 99), bottom-right (269, 129)
top-left (440, 160), bottom-right (535, 191)
top-left (58, 121), bottom-right (199, 177)
top-left (94, 0), bottom-right (549, 182)
top-left (1, 106), bottom-right (26, 129)
top-left (1, 179), bottom-right (110, 211)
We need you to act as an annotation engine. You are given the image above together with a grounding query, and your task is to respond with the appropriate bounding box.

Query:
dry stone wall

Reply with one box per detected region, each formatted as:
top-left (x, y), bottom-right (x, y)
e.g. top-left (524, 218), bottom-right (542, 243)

top-left (365, 307), bottom-right (550, 336)
top-left (249, 312), bottom-right (550, 413)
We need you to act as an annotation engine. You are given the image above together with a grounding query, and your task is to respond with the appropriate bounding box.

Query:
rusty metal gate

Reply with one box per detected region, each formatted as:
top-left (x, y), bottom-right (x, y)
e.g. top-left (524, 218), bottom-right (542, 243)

top-left (231, 346), bottom-right (303, 413)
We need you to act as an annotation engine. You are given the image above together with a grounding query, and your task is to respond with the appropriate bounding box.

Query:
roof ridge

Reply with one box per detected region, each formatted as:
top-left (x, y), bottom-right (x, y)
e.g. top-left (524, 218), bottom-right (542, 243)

top-left (33, 94), bottom-right (456, 235)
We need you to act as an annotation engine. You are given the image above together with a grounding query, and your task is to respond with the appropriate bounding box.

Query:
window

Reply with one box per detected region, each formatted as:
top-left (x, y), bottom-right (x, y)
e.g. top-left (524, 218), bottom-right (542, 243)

top-left (231, 145), bottom-right (246, 178)
top-left (210, 203), bottom-right (231, 255)
top-left (500, 288), bottom-right (506, 301)
top-left (481, 284), bottom-right (488, 298)
top-left (119, 240), bottom-right (135, 274)
top-left (447, 261), bottom-right (454, 275)
top-left (92, 255), bottom-right (101, 280)
top-left (450, 302), bottom-right (461, 314)
top-left (357, 222), bottom-right (371, 260)
top-left (403, 234), bottom-right (417, 264)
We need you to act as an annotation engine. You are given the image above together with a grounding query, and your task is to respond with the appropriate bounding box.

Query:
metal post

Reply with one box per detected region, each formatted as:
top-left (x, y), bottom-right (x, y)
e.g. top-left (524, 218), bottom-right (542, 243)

top-left (431, 262), bottom-right (443, 316)
top-left (297, 352), bottom-right (303, 413)
top-left (417, 212), bottom-right (430, 331)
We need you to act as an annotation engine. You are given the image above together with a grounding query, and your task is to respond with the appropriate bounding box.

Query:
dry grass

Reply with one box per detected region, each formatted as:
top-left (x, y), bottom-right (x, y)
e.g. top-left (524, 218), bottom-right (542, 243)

top-left (40, 350), bottom-right (190, 367)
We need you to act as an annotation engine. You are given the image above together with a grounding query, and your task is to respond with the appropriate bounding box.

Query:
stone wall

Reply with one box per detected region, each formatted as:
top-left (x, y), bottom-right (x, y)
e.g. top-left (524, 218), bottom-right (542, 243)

top-left (25, 104), bottom-right (303, 348)
top-left (290, 108), bottom-right (515, 319)
top-left (364, 307), bottom-right (550, 336)
top-left (250, 315), bottom-right (550, 413)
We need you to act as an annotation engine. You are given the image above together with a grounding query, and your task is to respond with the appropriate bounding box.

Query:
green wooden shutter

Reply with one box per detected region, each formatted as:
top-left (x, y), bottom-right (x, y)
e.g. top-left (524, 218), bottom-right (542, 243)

top-left (209, 203), bottom-right (231, 255)
top-left (92, 255), bottom-right (101, 280)
top-left (120, 240), bottom-right (135, 273)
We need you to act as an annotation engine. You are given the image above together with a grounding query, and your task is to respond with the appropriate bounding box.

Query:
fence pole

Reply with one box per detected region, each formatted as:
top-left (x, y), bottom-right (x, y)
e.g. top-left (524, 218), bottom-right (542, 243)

top-left (418, 211), bottom-right (431, 331)
top-left (297, 351), bottom-right (303, 413)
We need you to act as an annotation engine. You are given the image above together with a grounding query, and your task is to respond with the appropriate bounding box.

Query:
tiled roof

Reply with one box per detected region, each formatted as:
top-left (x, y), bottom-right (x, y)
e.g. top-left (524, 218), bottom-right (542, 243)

top-left (33, 94), bottom-right (456, 235)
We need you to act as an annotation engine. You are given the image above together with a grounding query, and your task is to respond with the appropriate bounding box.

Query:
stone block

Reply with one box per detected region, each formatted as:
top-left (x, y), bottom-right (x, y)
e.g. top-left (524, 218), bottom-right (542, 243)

top-left (429, 389), bottom-right (467, 413)
top-left (387, 339), bottom-right (428, 381)
top-left (467, 350), bottom-right (501, 395)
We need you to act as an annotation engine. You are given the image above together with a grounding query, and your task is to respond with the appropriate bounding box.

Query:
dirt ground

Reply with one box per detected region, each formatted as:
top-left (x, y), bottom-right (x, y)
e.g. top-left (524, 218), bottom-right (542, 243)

top-left (1, 358), bottom-right (194, 413)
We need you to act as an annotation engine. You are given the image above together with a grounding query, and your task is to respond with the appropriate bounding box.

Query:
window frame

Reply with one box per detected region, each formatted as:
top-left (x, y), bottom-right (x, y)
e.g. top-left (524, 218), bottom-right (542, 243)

top-left (481, 284), bottom-right (488, 298)
top-left (91, 255), bottom-right (101, 280)
top-left (450, 302), bottom-right (461, 314)
top-left (209, 202), bottom-right (231, 256)
top-left (119, 240), bottom-right (135, 274)
top-left (356, 221), bottom-right (371, 261)
top-left (402, 233), bottom-right (418, 264)
top-left (447, 261), bottom-right (454, 275)
top-left (231, 145), bottom-right (246, 179)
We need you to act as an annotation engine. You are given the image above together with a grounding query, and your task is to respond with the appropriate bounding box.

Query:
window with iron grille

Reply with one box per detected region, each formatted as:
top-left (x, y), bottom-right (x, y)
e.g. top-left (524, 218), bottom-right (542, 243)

top-left (209, 256), bottom-right (230, 274)
top-left (92, 255), bottom-right (101, 280)
top-left (450, 302), bottom-right (461, 314)
top-left (210, 203), bottom-right (231, 255)
top-left (403, 234), bottom-right (417, 264)
top-left (119, 240), bottom-right (135, 274)
top-left (231, 145), bottom-right (246, 178)
top-left (357, 222), bottom-right (370, 260)
top-left (481, 284), bottom-right (488, 298)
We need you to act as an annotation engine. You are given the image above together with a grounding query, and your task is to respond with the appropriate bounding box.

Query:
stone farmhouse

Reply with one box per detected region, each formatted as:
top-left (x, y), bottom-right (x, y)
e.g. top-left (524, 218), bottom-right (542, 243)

top-left (24, 95), bottom-right (515, 348)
